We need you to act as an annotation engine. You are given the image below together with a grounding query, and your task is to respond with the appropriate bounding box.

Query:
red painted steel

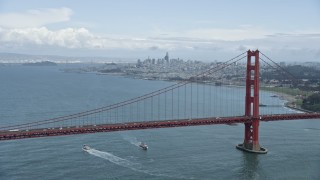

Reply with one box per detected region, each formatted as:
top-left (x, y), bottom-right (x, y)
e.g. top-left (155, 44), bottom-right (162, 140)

top-left (0, 117), bottom-right (250, 141)
top-left (1, 50), bottom-right (320, 142)
top-left (243, 50), bottom-right (261, 151)
top-left (1, 114), bottom-right (320, 141)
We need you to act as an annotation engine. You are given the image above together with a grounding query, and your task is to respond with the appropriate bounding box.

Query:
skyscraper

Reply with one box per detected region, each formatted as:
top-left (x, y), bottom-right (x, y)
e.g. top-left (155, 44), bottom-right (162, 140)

top-left (164, 52), bottom-right (169, 63)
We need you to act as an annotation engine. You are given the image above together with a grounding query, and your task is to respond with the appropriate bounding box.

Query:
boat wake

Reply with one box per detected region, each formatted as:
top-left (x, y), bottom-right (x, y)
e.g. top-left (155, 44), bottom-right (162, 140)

top-left (85, 147), bottom-right (194, 179)
top-left (122, 135), bottom-right (141, 147)
top-left (304, 128), bottom-right (320, 131)
top-left (85, 148), bottom-right (139, 167)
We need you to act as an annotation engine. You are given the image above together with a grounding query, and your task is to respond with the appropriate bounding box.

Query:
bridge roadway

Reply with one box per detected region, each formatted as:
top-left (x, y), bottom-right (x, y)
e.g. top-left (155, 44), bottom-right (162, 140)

top-left (1, 113), bottom-right (320, 141)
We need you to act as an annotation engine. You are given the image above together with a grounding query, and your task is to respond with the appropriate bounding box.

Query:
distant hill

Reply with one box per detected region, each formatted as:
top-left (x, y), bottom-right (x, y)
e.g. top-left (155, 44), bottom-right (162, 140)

top-left (0, 52), bottom-right (133, 63)
top-left (22, 61), bottom-right (57, 66)
top-left (262, 65), bottom-right (320, 80)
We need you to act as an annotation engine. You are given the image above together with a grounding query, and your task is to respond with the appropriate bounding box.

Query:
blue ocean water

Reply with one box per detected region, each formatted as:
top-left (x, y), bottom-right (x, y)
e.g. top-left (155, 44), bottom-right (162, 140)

top-left (0, 64), bottom-right (319, 179)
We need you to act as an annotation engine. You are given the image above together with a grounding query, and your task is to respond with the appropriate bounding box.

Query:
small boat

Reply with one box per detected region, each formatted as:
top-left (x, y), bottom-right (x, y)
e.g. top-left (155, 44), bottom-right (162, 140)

top-left (270, 95), bottom-right (278, 97)
top-left (139, 142), bottom-right (148, 150)
top-left (82, 144), bottom-right (91, 151)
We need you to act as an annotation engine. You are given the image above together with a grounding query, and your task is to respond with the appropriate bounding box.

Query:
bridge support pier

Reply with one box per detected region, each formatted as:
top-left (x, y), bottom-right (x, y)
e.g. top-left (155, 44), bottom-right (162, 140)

top-left (236, 50), bottom-right (268, 154)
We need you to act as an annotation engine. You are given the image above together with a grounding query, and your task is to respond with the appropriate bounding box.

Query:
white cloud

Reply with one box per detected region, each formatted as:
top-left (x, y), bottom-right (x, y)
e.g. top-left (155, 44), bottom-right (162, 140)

top-left (0, 24), bottom-right (319, 62)
top-left (0, 27), bottom-right (179, 50)
top-left (184, 27), bottom-right (270, 41)
top-left (0, 27), bottom-right (91, 48)
top-left (0, 7), bottom-right (73, 28)
top-left (150, 26), bottom-right (271, 41)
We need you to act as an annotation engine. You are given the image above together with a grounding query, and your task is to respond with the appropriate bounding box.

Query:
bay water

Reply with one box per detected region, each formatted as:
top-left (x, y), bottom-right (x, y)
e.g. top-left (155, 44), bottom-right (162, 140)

top-left (0, 64), bottom-right (319, 180)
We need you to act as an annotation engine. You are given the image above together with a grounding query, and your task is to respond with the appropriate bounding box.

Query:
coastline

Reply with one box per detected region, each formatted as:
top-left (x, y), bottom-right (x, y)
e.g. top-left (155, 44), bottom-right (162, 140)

top-left (264, 90), bottom-right (313, 113)
top-left (67, 69), bottom-right (314, 113)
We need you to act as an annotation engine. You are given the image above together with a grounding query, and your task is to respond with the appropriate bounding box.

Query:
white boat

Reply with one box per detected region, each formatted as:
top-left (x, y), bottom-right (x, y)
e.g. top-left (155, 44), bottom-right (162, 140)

top-left (82, 144), bottom-right (91, 151)
top-left (139, 142), bottom-right (148, 150)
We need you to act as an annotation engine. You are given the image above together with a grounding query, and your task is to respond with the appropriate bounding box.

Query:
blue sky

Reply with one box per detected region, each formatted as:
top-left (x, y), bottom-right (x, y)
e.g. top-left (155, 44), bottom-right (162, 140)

top-left (0, 0), bottom-right (319, 61)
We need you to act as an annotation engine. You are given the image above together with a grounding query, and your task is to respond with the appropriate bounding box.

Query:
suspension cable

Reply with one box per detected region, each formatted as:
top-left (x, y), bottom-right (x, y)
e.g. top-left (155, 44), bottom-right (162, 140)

top-left (0, 52), bottom-right (247, 130)
top-left (260, 51), bottom-right (298, 80)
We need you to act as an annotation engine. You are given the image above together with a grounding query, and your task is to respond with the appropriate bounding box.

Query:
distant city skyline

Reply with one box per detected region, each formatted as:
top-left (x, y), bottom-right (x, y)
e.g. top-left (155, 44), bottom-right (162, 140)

top-left (0, 0), bottom-right (319, 62)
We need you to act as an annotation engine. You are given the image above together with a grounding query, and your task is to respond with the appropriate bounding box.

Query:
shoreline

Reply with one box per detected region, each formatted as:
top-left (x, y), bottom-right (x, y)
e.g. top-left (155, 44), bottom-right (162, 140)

top-left (69, 70), bottom-right (314, 113)
top-left (263, 90), bottom-right (313, 113)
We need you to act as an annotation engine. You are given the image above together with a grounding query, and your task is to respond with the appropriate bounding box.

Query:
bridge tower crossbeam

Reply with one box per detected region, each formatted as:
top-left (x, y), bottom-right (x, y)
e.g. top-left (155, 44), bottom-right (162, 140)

top-left (236, 50), bottom-right (268, 154)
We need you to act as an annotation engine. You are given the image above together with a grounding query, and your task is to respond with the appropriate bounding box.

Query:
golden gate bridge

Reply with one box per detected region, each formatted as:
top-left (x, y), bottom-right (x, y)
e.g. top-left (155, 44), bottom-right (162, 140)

top-left (1, 50), bottom-right (320, 154)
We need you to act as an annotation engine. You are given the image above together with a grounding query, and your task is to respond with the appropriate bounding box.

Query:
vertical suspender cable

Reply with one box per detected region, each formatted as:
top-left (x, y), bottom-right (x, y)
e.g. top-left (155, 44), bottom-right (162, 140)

top-left (191, 82), bottom-right (193, 119)
top-left (165, 92), bottom-right (167, 120)
top-left (178, 86), bottom-right (180, 119)
top-left (203, 82), bottom-right (205, 117)
top-left (158, 94), bottom-right (160, 120)
top-left (185, 84), bottom-right (187, 119)
top-left (197, 78), bottom-right (199, 118)
top-left (172, 89), bottom-right (174, 120)
top-left (151, 96), bottom-right (153, 121)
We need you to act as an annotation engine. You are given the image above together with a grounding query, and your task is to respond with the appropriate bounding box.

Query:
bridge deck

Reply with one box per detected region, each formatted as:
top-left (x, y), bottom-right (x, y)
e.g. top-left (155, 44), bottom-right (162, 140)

top-left (1, 113), bottom-right (320, 141)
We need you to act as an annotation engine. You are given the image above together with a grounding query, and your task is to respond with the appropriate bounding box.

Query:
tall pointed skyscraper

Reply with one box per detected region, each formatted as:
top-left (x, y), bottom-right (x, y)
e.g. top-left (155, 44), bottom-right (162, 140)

top-left (164, 52), bottom-right (169, 63)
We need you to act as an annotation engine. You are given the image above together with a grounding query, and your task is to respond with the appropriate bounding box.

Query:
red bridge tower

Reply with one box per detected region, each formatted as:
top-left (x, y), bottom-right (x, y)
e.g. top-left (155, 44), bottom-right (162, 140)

top-left (236, 50), bottom-right (268, 154)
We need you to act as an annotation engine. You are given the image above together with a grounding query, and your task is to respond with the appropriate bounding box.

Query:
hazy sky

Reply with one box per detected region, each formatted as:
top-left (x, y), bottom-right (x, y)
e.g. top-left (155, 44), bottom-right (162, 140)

top-left (0, 0), bottom-right (319, 62)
